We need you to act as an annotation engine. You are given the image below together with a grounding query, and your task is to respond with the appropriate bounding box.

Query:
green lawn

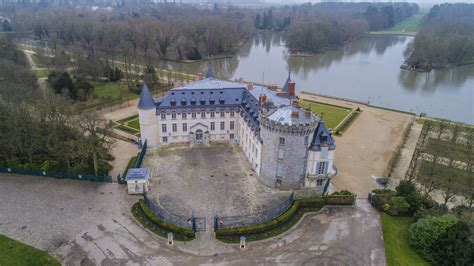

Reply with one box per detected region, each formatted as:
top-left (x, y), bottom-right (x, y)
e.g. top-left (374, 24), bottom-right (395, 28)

top-left (127, 118), bottom-right (140, 131)
top-left (299, 100), bottom-right (352, 129)
top-left (372, 13), bottom-right (426, 36)
top-left (92, 82), bottom-right (131, 98)
top-left (33, 69), bottom-right (49, 78)
top-left (380, 213), bottom-right (428, 266)
top-left (0, 234), bottom-right (60, 266)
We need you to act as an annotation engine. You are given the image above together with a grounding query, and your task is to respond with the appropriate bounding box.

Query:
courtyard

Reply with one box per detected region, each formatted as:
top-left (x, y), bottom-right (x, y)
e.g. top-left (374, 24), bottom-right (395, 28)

top-left (142, 144), bottom-right (291, 222)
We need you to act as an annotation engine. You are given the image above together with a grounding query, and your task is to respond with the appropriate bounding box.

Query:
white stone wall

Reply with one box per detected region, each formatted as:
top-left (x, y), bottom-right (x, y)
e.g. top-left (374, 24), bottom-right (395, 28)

top-left (237, 115), bottom-right (262, 176)
top-left (305, 148), bottom-right (335, 188)
top-left (156, 110), bottom-right (238, 144)
top-left (138, 108), bottom-right (159, 148)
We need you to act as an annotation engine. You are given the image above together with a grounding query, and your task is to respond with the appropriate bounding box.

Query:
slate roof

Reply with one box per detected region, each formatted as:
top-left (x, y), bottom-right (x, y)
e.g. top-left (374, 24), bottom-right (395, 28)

top-left (310, 121), bottom-right (336, 151)
top-left (137, 83), bottom-right (156, 110)
top-left (249, 86), bottom-right (290, 107)
top-left (126, 168), bottom-right (150, 181)
top-left (205, 62), bottom-right (215, 79)
top-left (266, 106), bottom-right (317, 126)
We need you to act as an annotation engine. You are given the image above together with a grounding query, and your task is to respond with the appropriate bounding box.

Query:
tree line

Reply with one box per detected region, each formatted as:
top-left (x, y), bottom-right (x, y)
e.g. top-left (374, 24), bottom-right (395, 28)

top-left (0, 35), bottom-right (115, 176)
top-left (404, 3), bottom-right (474, 70)
top-left (265, 2), bottom-right (418, 54)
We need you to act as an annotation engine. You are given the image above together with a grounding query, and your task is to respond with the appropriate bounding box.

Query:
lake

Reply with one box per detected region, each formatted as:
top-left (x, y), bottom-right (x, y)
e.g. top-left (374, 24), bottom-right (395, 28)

top-left (157, 32), bottom-right (473, 124)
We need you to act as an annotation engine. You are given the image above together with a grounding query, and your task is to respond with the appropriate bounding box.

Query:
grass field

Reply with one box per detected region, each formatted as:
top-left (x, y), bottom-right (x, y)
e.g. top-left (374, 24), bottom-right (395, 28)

top-left (299, 100), bottom-right (352, 129)
top-left (0, 234), bottom-right (60, 266)
top-left (115, 115), bottom-right (140, 135)
top-left (371, 13), bottom-right (426, 36)
top-left (380, 213), bottom-right (428, 266)
top-left (33, 69), bottom-right (49, 78)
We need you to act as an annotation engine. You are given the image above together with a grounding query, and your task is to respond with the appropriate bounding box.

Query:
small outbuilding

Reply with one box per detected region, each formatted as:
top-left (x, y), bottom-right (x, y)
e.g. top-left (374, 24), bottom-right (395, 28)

top-left (126, 168), bottom-right (150, 194)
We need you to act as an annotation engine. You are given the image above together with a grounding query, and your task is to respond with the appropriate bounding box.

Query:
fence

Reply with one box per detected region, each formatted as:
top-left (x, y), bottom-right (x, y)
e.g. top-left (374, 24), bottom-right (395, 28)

top-left (0, 167), bottom-right (112, 182)
top-left (143, 193), bottom-right (193, 229)
top-left (215, 192), bottom-right (295, 229)
top-left (135, 140), bottom-right (147, 168)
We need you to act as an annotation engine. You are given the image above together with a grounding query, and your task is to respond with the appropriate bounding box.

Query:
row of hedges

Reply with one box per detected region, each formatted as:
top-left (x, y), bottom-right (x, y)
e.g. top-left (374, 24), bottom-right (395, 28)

top-left (132, 199), bottom-right (195, 241)
top-left (216, 194), bottom-right (355, 243)
top-left (118, 154), bottom-right (138, 184)
top-left (334, 110), bottom-right (361, 135)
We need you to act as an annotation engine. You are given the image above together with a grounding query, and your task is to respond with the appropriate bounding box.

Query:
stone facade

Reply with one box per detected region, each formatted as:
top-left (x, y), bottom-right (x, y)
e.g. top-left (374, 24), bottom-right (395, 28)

top-left (138, 69), bottom-right (337, 192)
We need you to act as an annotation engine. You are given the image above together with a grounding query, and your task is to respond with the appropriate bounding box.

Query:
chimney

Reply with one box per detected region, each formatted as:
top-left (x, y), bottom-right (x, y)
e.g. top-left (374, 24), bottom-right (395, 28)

top-left (305, 109), bottom-right (312, 118)
top-left (292, 100), bottom-right (300, 108)
top-left (195, 73), bottom-right (203, 81)
top-left (238, 77), bottom-right (244, 83)
top-left (258, 94), bottom-right (267, 105)
top-left (247, 83), bottom-right (254, 91)
top-left (288, 81), bottom-right (296, 97)
top-left (291, 111), bottom-right (299, 118)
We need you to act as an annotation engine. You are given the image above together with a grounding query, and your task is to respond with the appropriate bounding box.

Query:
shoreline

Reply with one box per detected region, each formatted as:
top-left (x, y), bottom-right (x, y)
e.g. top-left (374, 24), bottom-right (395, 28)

top-left (401, 61), bottom-right (474, 73)
top-left (298, 91), bottom-right (471, 126)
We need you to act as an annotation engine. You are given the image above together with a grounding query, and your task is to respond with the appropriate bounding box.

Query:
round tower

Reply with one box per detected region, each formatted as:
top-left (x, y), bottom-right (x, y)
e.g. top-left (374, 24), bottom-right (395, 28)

top-left (137, 83), bottom-right (159, 148)
top-left (259, 106), bottom-right (319, 190)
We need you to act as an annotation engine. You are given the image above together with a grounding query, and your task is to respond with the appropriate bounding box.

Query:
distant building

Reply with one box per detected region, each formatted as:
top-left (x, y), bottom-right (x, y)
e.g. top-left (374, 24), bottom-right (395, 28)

top-left (138, 64), bottom-right (337, 192)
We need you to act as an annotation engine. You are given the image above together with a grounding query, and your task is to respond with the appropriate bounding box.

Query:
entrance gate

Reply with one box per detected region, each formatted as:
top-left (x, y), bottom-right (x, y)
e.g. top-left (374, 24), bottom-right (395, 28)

top-left (191, 210), bottom-right (206, 231)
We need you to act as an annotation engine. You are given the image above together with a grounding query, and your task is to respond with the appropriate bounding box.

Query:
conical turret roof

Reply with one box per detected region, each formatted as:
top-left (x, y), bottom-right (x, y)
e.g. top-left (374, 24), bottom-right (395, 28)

top-left (137, 83), bottom-right (156, 110)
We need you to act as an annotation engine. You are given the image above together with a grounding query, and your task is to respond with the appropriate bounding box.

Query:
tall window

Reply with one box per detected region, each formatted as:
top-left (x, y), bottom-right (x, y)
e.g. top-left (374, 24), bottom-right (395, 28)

top-left (316, 179), bottom-right (323, 186)
top-left (230, 133), bottom-right (234, 139)
top-left (182, 112), bottom-right (187, 119)
top-left (162, 124), bottom-right (167, 133)
top-left (192, 112), bottom-right (196, 119)
top-left (172, 123), bottom-right (177, 132)
top-left (278, 147), bottom-right (284, 159)
top-left (230, 110), bottom-right (235, 117)
top-left (161, 113), bottom-right (166, 120)
top-left (220, 111), bottom-right (225, 118)
top-left (279, 137), bottom-right (285, 146)
top-left (317, 161), bottom-right (328, 175)
top-left (220, 121), bottom-right (225, 130)
top-left (230, 121), bottom-right (235, 130)
top-left (171, 112), bottom-right (176, 119)
top-left (201, 111), bottom-right (206, 118)
top-left (304, 136), bottom-right (309, 146)
top-left (182, 123), bottom-right (187, 132)
top-left (210, 111), bottom-right (215, 118)
top-left (162, 136), bottom-right (168, 143)
top-left (210, 122), bottom-right (215, 131)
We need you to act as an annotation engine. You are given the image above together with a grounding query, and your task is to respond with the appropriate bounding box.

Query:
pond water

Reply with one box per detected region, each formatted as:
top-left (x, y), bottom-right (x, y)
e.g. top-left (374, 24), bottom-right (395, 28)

top-left (157, 32), bottom-right (473, 124)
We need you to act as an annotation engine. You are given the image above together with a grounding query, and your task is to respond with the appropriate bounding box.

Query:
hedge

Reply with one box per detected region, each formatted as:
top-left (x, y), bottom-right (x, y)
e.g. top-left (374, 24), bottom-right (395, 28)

top-left (118, 154), bottom-right (138, 184)
top-left (131, 200), bottom-right (195, 241)
top-left (215, 197), bottom-right (326, 243)
top-left (323, 195), bottom-right (356, 205)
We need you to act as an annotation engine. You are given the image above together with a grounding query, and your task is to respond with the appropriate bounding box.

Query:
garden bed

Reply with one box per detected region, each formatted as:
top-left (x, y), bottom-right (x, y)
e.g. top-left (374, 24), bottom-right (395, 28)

top-left (131, 200), bottom-right (195, 242)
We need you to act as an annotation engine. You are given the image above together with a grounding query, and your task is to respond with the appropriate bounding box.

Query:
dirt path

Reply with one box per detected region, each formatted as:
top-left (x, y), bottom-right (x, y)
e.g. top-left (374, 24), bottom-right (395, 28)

top-left (300, 93), bottom-right (414, 197)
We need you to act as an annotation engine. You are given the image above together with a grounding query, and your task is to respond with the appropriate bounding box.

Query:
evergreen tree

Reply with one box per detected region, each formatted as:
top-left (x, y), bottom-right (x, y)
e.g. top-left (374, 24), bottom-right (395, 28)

top-left (255, 13), bottom-right (261, 29)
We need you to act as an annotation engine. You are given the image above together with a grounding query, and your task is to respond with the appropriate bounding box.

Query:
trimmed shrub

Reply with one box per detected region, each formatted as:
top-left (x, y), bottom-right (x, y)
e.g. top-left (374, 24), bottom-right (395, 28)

top-left (331, 190), bottom-right (353, 196)
top-left (137, 199), bottom-right (195, 239)
top-left (428, 221), bottom-right (474, 265)
top-left (370, 189), bottom-right (396, 211)
top-left (323, 195), bottom-right (355, 205)
top-left (385, 196), bottom-right (410, 216)
top-left (216, 197), bottom-right (324, 242)
top-left (408, 214), bottom-right (458, 260)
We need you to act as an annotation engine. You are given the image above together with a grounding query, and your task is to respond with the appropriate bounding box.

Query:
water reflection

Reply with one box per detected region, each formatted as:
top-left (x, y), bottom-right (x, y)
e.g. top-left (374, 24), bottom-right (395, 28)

top-left (398, 65), bottom-right (474, 92)
top-left (154, 32), bottom-right (473, 123)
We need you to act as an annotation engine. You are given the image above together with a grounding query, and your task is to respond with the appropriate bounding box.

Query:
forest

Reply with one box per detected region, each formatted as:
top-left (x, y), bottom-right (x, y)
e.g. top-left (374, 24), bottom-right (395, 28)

top-left (0, 35), bottom-right (115, 176)
top-left (276, 2), bottom-right (419, 53)
top-left (404, 3), bottom-right (474, 70)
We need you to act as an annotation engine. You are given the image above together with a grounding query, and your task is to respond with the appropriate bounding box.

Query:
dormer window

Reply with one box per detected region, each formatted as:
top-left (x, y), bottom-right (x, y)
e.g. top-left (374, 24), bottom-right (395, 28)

top-left (170, 98), bottom-right (176, 106)
top-left (209, 97), bottom-right (215, 105)
top-left (190, 97), bottom-right (196, 106)
top-left (200, 97), bottom-right (206, 105)
top-left (181, 98), bottom-right (187, 106)
top-left (219, 96), bottom-right (225, 104)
